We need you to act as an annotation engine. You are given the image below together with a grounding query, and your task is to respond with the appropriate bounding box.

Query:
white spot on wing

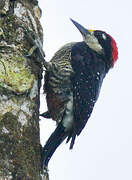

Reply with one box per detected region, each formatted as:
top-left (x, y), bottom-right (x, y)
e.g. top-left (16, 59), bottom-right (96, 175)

top-left (102, 33), bottom-right (107, 40)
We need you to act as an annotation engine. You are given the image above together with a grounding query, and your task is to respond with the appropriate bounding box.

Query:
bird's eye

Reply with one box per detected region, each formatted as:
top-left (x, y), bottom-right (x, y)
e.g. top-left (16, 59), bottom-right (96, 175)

top-left (102, 33), bottom-right (106, 40)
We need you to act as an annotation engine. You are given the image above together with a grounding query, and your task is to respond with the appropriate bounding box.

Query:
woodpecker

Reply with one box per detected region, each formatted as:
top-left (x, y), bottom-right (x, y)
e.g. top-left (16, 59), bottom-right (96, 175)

top-left (40, 19), bottom-right (118, 171)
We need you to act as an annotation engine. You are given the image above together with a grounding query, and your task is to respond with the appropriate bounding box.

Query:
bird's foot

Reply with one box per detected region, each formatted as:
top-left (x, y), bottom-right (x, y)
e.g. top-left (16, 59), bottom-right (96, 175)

top-left (20, 26), bottom-right (52, 70)
top-left (40, 166), bottom-right (49, 180)
top-left (22, 27), bottom-right (45, 58)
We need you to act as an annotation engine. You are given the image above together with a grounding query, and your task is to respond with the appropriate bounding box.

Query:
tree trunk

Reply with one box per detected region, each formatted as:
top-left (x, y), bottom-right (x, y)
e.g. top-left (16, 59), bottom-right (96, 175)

top-left (0, 0), bottom-right (44, 179)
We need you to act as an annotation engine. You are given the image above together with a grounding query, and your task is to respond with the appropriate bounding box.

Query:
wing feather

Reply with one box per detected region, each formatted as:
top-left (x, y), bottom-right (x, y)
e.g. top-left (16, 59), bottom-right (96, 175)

top-left (71, 42), bottom-right (106, 135)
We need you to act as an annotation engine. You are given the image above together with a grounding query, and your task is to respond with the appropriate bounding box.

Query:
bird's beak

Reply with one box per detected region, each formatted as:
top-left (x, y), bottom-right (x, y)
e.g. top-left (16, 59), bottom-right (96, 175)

top-left (70, 18), bottom-right (91, 37)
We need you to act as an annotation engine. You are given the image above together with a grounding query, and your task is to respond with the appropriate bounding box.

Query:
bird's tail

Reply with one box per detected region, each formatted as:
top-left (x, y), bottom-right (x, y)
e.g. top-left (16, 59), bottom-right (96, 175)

top-left (66, 132), bottom-right (76, 149)
top-left (41, 123), bottom-right (67, 171)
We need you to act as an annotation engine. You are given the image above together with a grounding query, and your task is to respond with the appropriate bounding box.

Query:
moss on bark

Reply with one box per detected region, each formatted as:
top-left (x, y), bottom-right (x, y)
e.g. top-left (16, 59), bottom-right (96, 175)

top-left (0, 0), bottom-right (43, 179)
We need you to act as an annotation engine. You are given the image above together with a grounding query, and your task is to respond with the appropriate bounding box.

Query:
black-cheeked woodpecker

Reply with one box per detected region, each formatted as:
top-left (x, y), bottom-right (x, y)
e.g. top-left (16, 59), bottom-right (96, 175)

top-left (40, 19), bottom-right (118, 172)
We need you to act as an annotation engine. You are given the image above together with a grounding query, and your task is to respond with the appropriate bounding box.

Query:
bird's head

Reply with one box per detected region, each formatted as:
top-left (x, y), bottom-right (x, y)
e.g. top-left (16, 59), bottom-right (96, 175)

top-left (70, 19), bottom-right (118, 67)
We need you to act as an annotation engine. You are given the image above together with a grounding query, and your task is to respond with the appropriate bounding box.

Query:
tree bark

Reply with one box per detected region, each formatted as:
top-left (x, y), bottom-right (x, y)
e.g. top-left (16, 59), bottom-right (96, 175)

top-left (0, 0), bottom-right (44, 179)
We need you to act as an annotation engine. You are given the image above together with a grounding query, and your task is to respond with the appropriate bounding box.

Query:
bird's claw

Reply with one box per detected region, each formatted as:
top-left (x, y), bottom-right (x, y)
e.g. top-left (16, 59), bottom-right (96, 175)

top-left (40, 166), bottom-right (49, 180)
top-left (25, 45), bottom-right (38, 57)
top-left (21, 26), bottom-right (52, 71)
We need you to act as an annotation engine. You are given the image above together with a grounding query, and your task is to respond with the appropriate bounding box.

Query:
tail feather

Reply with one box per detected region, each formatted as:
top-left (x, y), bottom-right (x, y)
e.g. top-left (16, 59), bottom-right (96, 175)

top-left (41, 123), bottom-right (67, 170)
top-left (40, 111), bottom-right (51, 119)
top-left (69, 134), bottom-right (76, 149)
top-left (66, 132), bottom-right (76, 149)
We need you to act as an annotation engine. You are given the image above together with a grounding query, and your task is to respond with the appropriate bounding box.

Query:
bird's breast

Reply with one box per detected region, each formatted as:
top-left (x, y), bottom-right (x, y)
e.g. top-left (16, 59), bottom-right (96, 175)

top-left (44, 60), bottom-right (73, 124)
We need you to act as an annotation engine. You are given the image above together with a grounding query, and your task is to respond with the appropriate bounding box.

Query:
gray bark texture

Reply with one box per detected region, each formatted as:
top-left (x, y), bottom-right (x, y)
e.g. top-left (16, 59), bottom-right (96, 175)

top-left (0, 0), bottom-right (45, 179)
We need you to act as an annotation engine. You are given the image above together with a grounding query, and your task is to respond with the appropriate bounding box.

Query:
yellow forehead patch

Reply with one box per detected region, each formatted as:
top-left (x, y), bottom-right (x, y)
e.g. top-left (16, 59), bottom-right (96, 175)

top-left (89, 29), bottom-right (95, 32)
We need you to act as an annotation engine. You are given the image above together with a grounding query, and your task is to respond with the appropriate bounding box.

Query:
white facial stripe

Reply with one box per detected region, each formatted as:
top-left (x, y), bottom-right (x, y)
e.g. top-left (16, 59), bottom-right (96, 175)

top-left (84, 34), bottom-right (103, 53)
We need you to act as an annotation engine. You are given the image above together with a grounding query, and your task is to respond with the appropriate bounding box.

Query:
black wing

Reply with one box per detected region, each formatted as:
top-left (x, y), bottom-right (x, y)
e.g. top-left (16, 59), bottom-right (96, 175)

top-left (71, 42), bottom-right (106, 136)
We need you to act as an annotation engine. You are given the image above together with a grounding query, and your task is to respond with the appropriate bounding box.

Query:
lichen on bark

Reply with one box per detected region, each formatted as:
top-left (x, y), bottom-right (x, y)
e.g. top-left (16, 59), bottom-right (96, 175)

top-left (0, 0), bottom-right (43, 179)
